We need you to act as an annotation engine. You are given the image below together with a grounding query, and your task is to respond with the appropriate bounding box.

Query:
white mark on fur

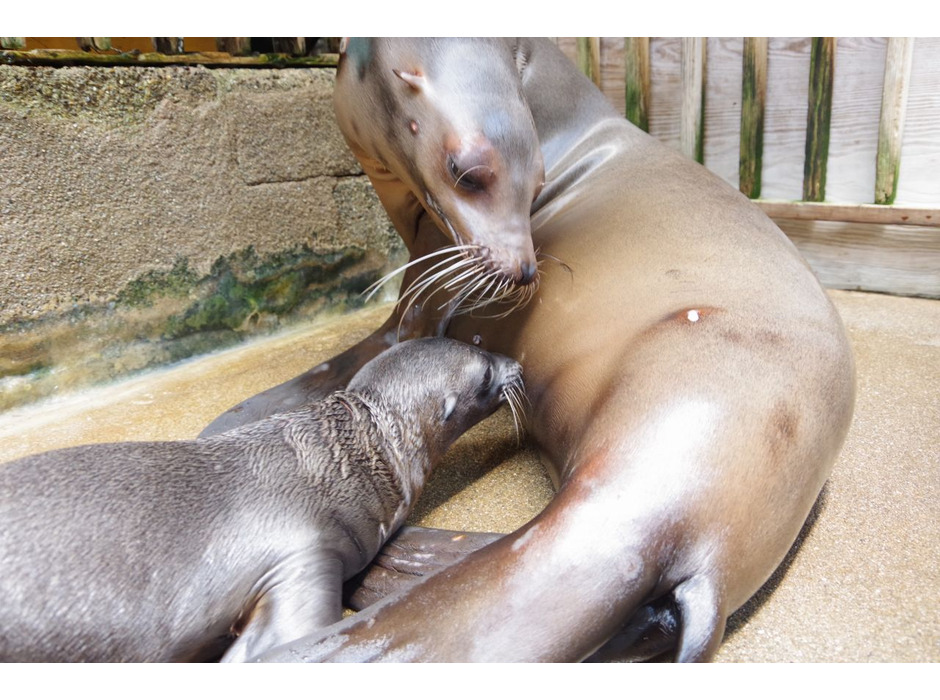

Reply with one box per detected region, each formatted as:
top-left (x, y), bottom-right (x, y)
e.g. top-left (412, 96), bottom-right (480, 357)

top-left (511, 524), bottom-right (540, 552)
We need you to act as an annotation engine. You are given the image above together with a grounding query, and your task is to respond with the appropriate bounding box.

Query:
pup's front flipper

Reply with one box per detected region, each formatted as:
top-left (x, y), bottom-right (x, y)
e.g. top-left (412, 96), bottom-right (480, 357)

top-left (220, 552), bottom-right (345, 663)
top-left (344, 526), bottom-right (503, 610)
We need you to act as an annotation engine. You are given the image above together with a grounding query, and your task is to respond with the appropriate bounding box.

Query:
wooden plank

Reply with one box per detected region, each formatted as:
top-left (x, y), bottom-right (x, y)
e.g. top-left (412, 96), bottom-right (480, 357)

top-left (757, 200), bottom-right (938, 227)
top-left (0, 49), bottom-right (339, 68)
top-left (777, 218), bottom-right (940, 297)
top-left (739, 38), bottom-right (768, 198)
top-left (875, 38), bottom-right (915, 205)
top-left (680, 37), bottom-right (706, 163)
top-left (216, 38), bottom-right (252, 56)
top-left (576, 37), bottom-right (601, 87)
top-left (151, 38), bottom-right (184, 54)
top-left (271, 38), bottom-right (306, 56)
top-left (1, 38), bottom-right (25, 50)
top-left (803, 37), bottom-right (835, 201)
top-left (624, 38), bottom-right (650, 131)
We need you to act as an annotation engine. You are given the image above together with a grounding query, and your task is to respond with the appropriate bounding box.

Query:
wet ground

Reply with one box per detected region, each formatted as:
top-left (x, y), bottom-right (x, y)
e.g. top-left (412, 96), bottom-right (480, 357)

top-left (0, 289), bottom-right (937, 662)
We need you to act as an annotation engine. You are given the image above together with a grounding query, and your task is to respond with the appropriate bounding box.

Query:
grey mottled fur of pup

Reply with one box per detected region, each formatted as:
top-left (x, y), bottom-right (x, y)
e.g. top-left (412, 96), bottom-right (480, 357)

top-left (0, 338), bottom-right (521, 662)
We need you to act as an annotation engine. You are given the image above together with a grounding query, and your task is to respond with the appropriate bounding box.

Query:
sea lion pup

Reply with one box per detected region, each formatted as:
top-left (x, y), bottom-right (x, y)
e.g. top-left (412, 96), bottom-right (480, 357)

top-left (0, 339), bottom-right (521, 662)
top-left (208, 38), bottom-right (855, 662)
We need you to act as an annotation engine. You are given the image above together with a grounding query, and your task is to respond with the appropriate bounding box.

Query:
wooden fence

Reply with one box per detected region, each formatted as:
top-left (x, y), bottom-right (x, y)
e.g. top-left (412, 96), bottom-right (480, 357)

top-left (3, 36), bottom-right (938, 296)
top-left (557, 37), bottom-right (938, 297)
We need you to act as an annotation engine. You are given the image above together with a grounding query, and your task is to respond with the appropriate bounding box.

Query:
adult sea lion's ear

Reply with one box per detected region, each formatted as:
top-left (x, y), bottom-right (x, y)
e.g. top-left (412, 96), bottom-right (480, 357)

top-left (393, 69), bottom-right (427, 92)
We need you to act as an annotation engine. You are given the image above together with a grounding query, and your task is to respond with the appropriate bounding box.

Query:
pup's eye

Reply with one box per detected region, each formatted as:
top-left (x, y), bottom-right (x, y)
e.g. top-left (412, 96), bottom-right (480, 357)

top-left (481, 365), bottom-right (493, 391)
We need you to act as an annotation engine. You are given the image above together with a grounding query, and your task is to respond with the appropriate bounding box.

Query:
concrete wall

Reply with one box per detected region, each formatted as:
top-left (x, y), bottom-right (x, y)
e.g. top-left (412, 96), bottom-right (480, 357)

top-left (0, 64), bottom-right (404, 410)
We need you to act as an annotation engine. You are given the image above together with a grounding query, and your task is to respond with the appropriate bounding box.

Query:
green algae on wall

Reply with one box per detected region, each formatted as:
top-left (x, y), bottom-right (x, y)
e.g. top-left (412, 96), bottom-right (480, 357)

top-left (161, 246), bottom-right (369, 340)
top-left (0, 244), bottom-right (392, 412)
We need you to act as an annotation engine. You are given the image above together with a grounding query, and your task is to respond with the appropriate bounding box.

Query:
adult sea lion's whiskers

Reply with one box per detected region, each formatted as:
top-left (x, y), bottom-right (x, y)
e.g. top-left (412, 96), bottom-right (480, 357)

top-left (456, 270), bottom-right (501, 313)
top-left (363, 245), bottom-right (480, 303)
top-left (402, 255), bottom-right (480, 312)
top-left (535, 249), bottom-right (574, 279)
top-left (397, 250), bottom-right (477, 308)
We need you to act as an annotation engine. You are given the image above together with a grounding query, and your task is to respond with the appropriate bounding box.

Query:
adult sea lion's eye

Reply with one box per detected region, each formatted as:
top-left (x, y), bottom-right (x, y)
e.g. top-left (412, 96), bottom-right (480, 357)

top-left (448, 155), bottom-right (484, 192)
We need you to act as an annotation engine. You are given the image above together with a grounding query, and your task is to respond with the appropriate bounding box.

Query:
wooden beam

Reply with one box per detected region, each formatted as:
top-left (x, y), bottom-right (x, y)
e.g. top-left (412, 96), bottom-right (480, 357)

top-left (0, 49), bottom-right (338, 69)
top-left (875, 38), bottom-right (915, 205)
top-left (739, 38), bottom-right (768, 198)
top-left (680, 37), bottom-right (706, 164)
top-left (624, 38), bottom-right (650, 132)
top-left (803, 37), bottom-right (835, 202)
top-left (756, 200), bottom-right (938, 227)
top-left (779, 219), bottom-right (940, 298)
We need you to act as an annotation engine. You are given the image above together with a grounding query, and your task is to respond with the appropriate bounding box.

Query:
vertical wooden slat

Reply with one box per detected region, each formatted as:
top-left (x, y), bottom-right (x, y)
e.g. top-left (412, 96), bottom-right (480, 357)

top-left (77, 38), bottom-right (112, 51)
top-left (216, 38), bottom-right (252, 56)
top-left (576, 37), bottom-right (601, 87)
top-left (1, 37), bottom-right (26, 49)
top-left (875, 37), bottom-right (915, 205)
top-left (739, 38), bottom-right (768, 198)
top-left (803, 37), bottom-right (835, 202)
top-left (152, 38), bottom-right (184, 55)
top-left (271, 38), bottom-right (306, 56)
top-left (680, 37), bottom-right (706, 164)
top-left (624, 37), bottom-right (650, 132)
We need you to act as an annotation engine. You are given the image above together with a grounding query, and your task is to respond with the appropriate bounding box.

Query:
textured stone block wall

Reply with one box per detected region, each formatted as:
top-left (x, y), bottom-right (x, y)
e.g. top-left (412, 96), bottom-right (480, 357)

top-left (0, 64), bottom-right (403, 409)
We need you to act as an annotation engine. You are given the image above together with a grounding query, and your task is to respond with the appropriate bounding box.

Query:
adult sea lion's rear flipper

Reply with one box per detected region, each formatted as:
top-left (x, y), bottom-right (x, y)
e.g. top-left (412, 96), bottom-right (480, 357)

top-left (344, 526), bottom-right (503, 610)
top-left (585, 599), bottom-right (680, 662)
top-left (673, 575), bottom-right (726, 662)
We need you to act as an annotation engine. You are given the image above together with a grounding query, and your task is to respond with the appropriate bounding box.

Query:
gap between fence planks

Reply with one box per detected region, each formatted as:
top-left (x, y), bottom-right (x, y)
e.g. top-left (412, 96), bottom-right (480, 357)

top-left (680, 38), bottom-right (706, 164)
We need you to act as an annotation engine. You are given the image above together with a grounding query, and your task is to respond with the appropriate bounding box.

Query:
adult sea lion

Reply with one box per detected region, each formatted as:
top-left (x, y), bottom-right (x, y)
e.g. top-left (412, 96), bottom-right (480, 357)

top-left (0, 339), bottom-right (521, 662)
top-left (209, 38), bottom-right (856, 662)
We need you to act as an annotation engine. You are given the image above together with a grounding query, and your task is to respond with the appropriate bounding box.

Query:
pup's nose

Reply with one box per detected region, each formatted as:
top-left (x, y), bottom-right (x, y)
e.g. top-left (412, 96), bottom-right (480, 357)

top-left (518, 260), bottom-right (537, 285)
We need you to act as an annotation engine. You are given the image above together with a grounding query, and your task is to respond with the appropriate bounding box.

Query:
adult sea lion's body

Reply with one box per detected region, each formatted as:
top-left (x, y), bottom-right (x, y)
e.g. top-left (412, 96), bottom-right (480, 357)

top-left (0, 339), bottom-right (520, 662)
top-left (208, 38), bottom-right (856, 662)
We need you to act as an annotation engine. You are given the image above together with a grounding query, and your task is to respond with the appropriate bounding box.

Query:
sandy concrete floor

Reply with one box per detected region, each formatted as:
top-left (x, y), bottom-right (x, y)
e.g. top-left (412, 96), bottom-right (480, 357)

top-left (0, 290), bottom-right (936, 662)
